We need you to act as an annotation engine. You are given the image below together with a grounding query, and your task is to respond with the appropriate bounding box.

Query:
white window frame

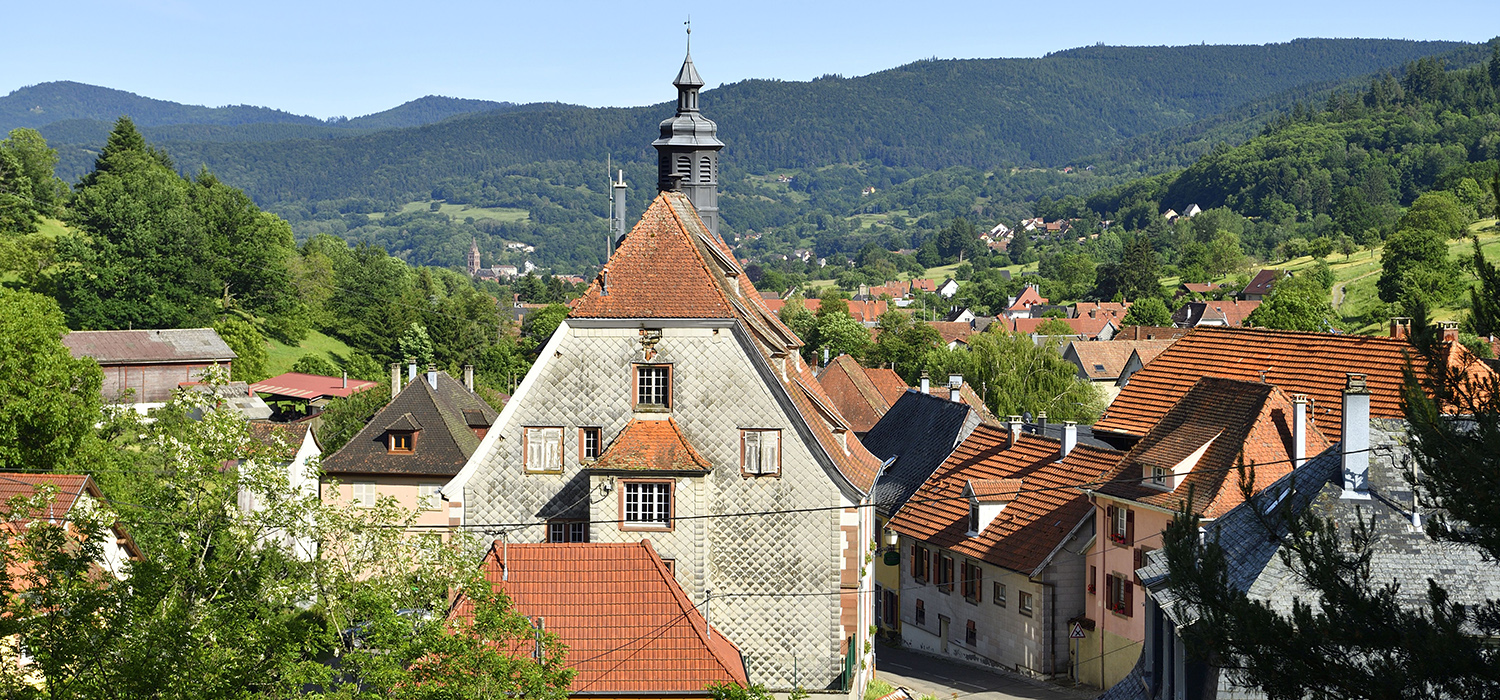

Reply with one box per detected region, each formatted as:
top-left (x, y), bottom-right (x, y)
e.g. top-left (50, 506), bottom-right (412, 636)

top-left (548, 520), bottom-right (587, 542)
top-left (635, 365), bottom-right (671, 408)
top-left (1150, 465), bottom-right (1168, 487)
top-left (1018, 590), bottom-right (1035, 617)
top-left (740, 429), bottom-right (781, 476)
top-left (622, 481), bottom-right (672, 529)
top-left (353, 481), bottom-right (377, 507)
top-left (418, 483), bottom-right (443, 511)
top-left (1112, 505), bottom-right (1129, 539)
top-left (524, 427), bottom-right (563, 473)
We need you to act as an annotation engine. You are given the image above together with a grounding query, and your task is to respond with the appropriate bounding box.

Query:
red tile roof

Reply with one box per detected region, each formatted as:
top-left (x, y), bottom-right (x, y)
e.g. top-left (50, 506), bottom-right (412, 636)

top-left (0, 473), bottom-right (92, 520)
top-left (1074, 301), bottom-right (1132, 320)
top-left (1112, 326), bottom-right (1190, 341)
top-left (1006, 286), bottom-right (1048, 311)
top-left (1173, 299), bottom-right (1260, 327)
top-left (887, 427), bottom-right (1124, 575)
top-left (864, 367), bottom-right (910, 406)
top-left (462, 541), bottom-right (747, 692)
top-left (571, 197), bottom-right (736, 319)
top-left (1067, 339), bottom-right (1179, 380)
top-left (924, 382), bottom-right (1001, 425)
top-left (1094, 377), bottom-right (1331, 519)
top-left (1011, 316), bottom-right (1115, 338)
top-left (930, 322), bottom-right (974, 345)
top-left (589, 418), bottom-right (712, 473)
top-left (1095, 327), bottom-right (1493, 441)
top-left (249, 372), bottom-right (380, 400)
top-left (762, 297), bottom-right (887, 323)
top-left (1240, 269), bottom-right (1286, 297)
top-left (817, 355), bottom-right (892, 433)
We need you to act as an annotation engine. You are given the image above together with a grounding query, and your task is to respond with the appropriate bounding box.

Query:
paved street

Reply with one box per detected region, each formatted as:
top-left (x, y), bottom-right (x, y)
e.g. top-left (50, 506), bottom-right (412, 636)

top-left (874, 644), bottom-right (1099, 700)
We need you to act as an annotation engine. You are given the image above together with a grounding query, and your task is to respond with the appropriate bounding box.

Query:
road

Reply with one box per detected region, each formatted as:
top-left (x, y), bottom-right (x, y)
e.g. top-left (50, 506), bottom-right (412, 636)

top-left (874, 644), bottom-right (1098, 700)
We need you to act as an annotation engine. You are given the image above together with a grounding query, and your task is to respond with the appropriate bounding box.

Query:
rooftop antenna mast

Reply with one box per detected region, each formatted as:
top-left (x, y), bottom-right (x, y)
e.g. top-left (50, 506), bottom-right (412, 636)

top-left (685, 16), bottom-right (691, 53)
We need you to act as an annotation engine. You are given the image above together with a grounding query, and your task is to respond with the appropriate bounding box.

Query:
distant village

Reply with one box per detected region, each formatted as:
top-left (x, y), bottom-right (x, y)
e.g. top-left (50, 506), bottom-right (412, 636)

top-left (14, 49), bottom-right (1500, 700)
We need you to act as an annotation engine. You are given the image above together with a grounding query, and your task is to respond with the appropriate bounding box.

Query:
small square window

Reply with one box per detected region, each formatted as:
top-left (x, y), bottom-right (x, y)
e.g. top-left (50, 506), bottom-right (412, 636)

top-left (661, 558), bottom-right (675, 575)
top-left (1018, 590), bottom-right (1034, 617)
top-left (418, 483), bottom-right (442, 510)
top-left (1150, 465), bottom-right (1168, 486)
top-left (547, 520), bottom-right (586, 542)
top-left (525, 427), bottom-right (563, 473)
top-left (389, 432), bottom-right (413, 453)
top-left (740, 429), bottom-right (781, 476)
top-left (1093, 363), bottom-right (1106, 372)
top-left (353, 482), bottom-right (377, 507)
top-left (635, 365), bottom-right (671, 408)
top-left (994, 582), bottom-right (1007, 607)
top-left (580, 427), bottom-right (601, 461)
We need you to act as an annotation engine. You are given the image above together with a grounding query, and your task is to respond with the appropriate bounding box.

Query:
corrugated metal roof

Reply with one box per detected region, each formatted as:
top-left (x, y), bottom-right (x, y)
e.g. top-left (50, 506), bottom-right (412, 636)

top-left (62, 328), bottom-right (235, 364)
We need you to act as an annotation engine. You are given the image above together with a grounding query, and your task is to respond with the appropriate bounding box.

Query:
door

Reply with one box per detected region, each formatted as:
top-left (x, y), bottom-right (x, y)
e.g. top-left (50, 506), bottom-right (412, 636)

top-left (938, 616), bottom-right (950, 654)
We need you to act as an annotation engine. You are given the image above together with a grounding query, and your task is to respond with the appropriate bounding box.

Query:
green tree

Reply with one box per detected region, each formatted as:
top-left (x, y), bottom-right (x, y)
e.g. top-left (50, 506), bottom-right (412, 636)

top-left (1121, 296), bottom-right (1173, 327)
top-left (1, 127), bottom-right (67, 212)
top-left (1377, 226), bottom-right (1459, 305)
top-left (1008, 227), bottom-right (1033, 265)
top-left (0, 290), bottom-right (106, 473)
top-left (1464, 236), bottom-right (1500, 338)
top-left (1102, 233), bottom-right (1164, 301)
top-left (208, 316), bottom-right (267, 383)
top-left (866, 312), bottom-right (943, 382)
top-left (1245, 274), bottom-right (1336, 331)
top-left (290, 353), bottom-right (339, 376)
top-left (317, 385), bottom-right (393, 454)
top-left (778, 295), bottom-right (818, 351)
top-left (0, 148), bottom-right (37, 234)
top-left (816, 311), bottom-right (872, 360)
top-left (922, 331), bottom-right (1103, 422)
top-left (519, 304), bottom-right (569, 350)
top-left (398, 322), bottom-right (436, 367)
top-left (1399, 191), bottom-right (1469, 239)
top-left (1033, 317), bottom-right (1075, 336)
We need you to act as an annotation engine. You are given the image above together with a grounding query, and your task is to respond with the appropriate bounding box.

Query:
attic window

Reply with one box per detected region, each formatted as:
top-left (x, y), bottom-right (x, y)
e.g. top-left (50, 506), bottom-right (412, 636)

top-left (1093, 364), bottom-right (1106, 372)
top-left (634, 364), bottom-right (672, 409)
top-left (388, 432), bottom-right (414, 453)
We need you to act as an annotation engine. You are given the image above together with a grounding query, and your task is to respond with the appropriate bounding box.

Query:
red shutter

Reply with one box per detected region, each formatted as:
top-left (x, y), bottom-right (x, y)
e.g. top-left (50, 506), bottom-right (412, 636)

top-left (1124, 580), bottom-right (1135, 617)
top-left (1126, 509), bottom-right (1136, 545)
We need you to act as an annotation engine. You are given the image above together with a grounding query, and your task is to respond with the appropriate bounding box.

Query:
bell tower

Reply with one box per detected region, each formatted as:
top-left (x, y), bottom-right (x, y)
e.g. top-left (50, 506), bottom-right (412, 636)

top-left (653, 38), bottom-right (724, 238)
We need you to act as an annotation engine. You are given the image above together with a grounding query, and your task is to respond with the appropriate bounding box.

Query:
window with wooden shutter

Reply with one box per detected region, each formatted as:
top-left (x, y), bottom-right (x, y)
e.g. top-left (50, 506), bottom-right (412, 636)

top-left (1124, 579), bottom-right (1134, 617)
top-left (1126, 509), bottom-right (1136, 545)
top-left (740, 429), bottom-right (780, 476)
top-left (915, 598), bottom-right (926, 625)
top-left (964, 619), bottom-right (977, 646)
top-left (524, 427), bottom-right (563, 473)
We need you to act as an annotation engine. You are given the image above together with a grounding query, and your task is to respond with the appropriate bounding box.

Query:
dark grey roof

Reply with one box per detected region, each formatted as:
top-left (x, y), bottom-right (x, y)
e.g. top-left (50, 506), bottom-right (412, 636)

top-left (674, 54), bottom-right (704, 87)
top-left (864, 391), bottom-right (982, 518)
top-left (321, 372), bottom-right (497, 477)
top-left (1020, 419), bottom-right (1112, 450)
top-left (1140, 417), bottom-right (1500, 632)
top-left (63, 328), bottom-right (235, 364)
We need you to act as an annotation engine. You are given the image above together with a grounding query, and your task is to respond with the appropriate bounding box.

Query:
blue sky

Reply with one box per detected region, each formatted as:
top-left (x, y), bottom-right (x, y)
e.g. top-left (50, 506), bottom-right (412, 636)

top-left (3, 0), bottom-right (1497, 119)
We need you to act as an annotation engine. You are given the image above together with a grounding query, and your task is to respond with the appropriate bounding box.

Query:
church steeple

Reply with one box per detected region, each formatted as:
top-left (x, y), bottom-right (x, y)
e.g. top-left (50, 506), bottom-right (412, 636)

top-left (653, 47), bottom-right (724, 238)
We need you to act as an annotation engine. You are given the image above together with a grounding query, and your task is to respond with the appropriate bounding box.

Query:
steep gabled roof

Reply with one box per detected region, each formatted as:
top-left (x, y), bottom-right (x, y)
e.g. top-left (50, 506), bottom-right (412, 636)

top-left (1172, 300), bottom-right (1260, 327)
top-left (1094, 377), bottom-right (1331, 519)
top-left (1097, 327), bottom-right (1452, 441)
top-left (461, 541), bottom-right (747, 693)
top-left (888, 426), bottom-right (1125, 575)
top-left (865, 391), bottom-right (981, 518)
top-left (0, 473), bottom-right (92, 520)
top-left (1240, 268), bottom-right (1287, 297)
top-left (817, 355), bottom-right (894, 433)
top-left (322, 372), bottom-right (496, 477)
top-left (864, 366), bottom-right (909, 406)
top-left (570, 195), bottom-right (736, 319)
top-left (588, 418), bottom-right (712, 473)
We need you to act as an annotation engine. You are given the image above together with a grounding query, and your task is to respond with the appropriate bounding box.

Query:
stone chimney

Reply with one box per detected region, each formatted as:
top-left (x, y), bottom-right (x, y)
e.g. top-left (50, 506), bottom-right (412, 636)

top-left (1037, 411), bottom-right (1048, 434)
top-left (1340, 373), bottom-right (1371, 499)
top-left (464, 364), bottom-right (475, 392)
top-left (1007, 415), bottom-right (1023, 445)
top-left (1060, 421), bottom-right (1077, 459)
top-left (948, 374), bottom-right (962, 402)
top-left (1440, 321), bottom-right (1459, 343)
top-left (600, 267), bottom-right (609, 296)
top-left (390, 363), bottom-right (401, 399)
top-left (920, 371), bottom-right (930, 394)
top-left (1389, 317), bottom-right (1412, 339)
top-left (426, 364), bottom-right (438, 390)
top-left (1292, 394), bottom-right (1309, 468)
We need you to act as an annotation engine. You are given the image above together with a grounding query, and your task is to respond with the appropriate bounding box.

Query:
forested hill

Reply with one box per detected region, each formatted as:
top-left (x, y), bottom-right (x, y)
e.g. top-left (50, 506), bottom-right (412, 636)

top-left (39, 38), bottom-right (1466, 204)
top-left (0, 81), bottom-right (573, 140)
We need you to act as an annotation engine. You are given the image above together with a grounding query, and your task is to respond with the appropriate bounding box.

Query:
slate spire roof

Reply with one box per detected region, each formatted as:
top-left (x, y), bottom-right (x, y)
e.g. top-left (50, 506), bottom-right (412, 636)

top-left (321, 372), bottom-right (497, 477)
top-left (674, 52), bottom-right (705, 88)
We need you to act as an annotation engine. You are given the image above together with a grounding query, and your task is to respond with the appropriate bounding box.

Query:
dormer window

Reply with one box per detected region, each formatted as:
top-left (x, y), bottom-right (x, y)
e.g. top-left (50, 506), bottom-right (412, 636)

top-left (1150, 465), bottom-right (1168, 486)
top-left (963, 479), bottom-right (1022, 537)
top-left (389, 432), bottom-right (414, 453)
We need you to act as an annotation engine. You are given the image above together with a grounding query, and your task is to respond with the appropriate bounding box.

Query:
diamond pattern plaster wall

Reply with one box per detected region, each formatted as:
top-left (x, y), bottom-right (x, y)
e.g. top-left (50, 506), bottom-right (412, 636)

top-left (465, 324), bottom-right (848, 688)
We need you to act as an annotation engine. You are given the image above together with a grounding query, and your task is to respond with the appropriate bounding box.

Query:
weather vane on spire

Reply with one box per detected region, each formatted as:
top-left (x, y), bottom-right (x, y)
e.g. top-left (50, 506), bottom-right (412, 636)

top-left (685, 16), bottom-right (691, 53)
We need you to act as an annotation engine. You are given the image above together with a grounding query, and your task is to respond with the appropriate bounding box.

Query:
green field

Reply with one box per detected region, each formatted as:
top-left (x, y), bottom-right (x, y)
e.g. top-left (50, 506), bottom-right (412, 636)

top-left (266, 329), bottom-right (358, 376)
top-left (369, 200), bottom-right (530, 224)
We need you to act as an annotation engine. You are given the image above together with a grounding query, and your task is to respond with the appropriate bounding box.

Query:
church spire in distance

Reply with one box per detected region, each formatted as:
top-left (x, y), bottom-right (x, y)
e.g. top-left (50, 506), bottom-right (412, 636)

top-left (654, 18), bottom-right (724, 238)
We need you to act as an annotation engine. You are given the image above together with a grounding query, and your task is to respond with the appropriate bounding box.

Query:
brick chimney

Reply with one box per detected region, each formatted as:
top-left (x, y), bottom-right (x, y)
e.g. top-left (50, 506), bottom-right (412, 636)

top-left (1340, 373), bottom-right (1371, 499)
top-left (1439, 321), bottom-right (1459, 343)
top-left (1292, 394), bottom-right (1309, 468)
top-left (1389, 317), bottom-right (1412, 339)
